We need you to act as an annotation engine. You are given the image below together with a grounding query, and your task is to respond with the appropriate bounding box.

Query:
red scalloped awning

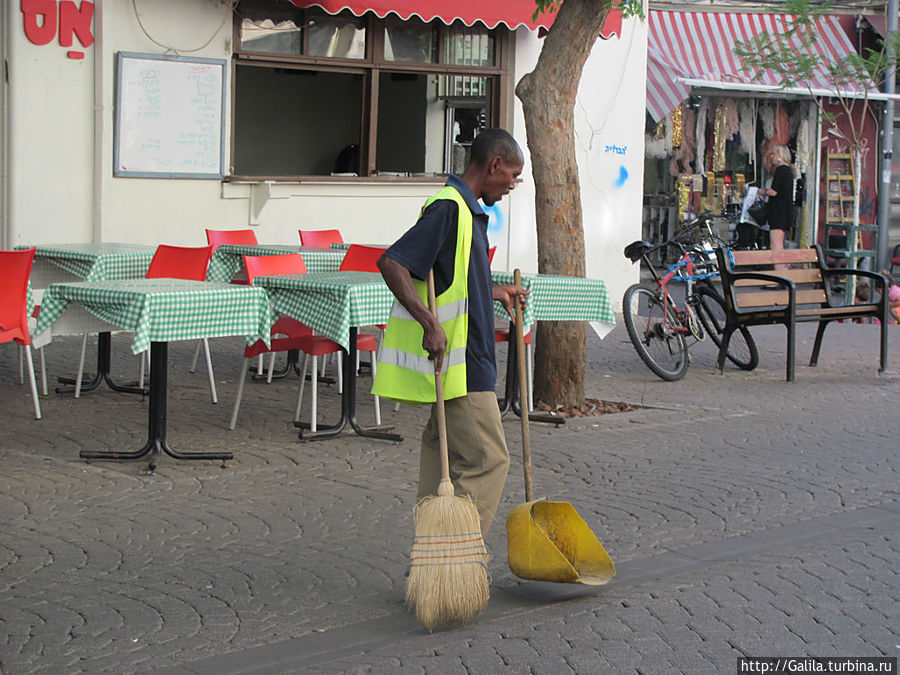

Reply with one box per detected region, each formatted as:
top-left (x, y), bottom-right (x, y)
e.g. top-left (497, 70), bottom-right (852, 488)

top-left (286, 0), bottom-right (558, 30)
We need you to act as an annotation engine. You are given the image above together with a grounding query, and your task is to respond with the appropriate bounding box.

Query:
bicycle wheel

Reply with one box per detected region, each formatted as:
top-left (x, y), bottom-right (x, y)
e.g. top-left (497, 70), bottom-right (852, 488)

top-left (622, 284), bottom-right (689, 381)
top-left (694, 285), bottom-right (759, 370)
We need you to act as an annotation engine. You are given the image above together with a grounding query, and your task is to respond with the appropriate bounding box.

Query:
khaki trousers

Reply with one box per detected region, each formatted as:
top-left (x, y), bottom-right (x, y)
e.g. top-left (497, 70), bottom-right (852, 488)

top-left (418, 390), bottom-right (511, 536)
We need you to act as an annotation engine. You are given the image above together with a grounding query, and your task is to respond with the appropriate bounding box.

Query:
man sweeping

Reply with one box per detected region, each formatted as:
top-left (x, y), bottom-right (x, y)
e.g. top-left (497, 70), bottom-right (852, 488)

top-left (374, 127), bottom-right (527, 540)
top-left (374, 129), bottom-right (528, 628)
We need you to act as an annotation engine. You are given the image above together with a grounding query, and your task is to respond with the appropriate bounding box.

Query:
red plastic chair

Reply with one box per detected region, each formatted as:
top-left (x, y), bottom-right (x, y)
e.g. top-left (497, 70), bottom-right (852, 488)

top-left (193, 231), bottom-right (259, 374)
top-left (146, 244), bottom-right (213, 280)
top-left (338, 244), bottom-right (388, 394)
top-left (228, 254), bottom-right (380, 431)
top-left (114, 245), bottom-right (217, 403)
top-left (205, 229), bottom-right (258, 286)
top-left (339, 244), bottom-right (386, 273)
top-left (299, 229), bottom-right (343, 248)
top-left (205, 228), bottom-right (258, 252)
top-left (1, 248), bottom-right (42, 419)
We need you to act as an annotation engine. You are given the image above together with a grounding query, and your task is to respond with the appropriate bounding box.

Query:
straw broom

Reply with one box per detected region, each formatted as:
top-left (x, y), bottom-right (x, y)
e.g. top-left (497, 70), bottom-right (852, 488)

top-left (405, 270), bottom-right (489, 631)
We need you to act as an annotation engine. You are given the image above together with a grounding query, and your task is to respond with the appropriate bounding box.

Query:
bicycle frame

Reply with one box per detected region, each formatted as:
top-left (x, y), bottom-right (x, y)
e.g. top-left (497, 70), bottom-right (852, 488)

top-left (640, 246), bottom-right (715, 337)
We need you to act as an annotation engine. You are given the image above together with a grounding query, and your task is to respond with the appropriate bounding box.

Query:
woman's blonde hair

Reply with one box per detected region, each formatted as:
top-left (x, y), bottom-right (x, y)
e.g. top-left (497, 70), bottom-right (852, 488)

top-left (772, 144), bottom-right (792, 164)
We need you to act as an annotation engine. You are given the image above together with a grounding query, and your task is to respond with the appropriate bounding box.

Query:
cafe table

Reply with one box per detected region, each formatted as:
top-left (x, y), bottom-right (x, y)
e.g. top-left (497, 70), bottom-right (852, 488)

top-left (206, 244), bottom-right (346, 284)
top-left (251, 270), bottom-right (401, 442)
top-left (20, 243), bottom-right (158, 395)
top-left (33, 278), bottom-right (274, 470)
top-left (490, 271), bottom-right (616, 422)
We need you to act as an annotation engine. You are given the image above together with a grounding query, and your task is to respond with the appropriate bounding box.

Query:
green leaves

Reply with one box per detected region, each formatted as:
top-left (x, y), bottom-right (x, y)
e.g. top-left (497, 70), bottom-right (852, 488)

top-left (531, 0), bottom-right (643, 24)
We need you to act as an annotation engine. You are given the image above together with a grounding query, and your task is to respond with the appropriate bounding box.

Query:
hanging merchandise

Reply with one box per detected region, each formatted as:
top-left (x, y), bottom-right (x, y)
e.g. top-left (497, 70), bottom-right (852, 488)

top-left (646, 105), bottom-right (677, 159)
top-left (772, 103), bottom-right (790, 145)
top-left (676, 177), bottom-right (691, 220)
top-left (671, 104), bottom-right (683, 148)
top-left (788, 102), bottom-right (806, 139)
top-left (695, 98), bottom-right (708, 174)
top-left (722, 98), bottom-right (739, 141)
top-left (645, 124), bottom-right (668, 159)
top-left (652, 118), bottom-right (666, 141)
top-left (760, 102), bottom-right (775, 140)
top-left (712, 101), bottom-right (727, 172)
top-left (669, 108), bottom-right (696, 175)
top-left (738, 99), bottom-right (757, 166)
top-left (795, 106), bottom-right (811, 176)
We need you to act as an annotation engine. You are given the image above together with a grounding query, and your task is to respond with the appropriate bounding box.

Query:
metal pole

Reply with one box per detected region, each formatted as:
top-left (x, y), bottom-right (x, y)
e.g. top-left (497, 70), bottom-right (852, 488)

top-left (877, 0), bottom-right (898, 272)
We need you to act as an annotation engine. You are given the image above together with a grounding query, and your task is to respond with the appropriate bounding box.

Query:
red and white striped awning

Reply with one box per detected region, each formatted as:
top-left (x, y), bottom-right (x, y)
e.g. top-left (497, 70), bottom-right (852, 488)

top-left (647, 11), bottom-right (867, 121)
top-left (286, 0), bottom-right (558, 30)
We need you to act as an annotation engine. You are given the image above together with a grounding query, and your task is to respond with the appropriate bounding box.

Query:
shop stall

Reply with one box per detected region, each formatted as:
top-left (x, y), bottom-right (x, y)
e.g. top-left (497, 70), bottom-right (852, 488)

top-left (643, 96), bottom-right (816, 255)
top-left (641, 10), bottom-right (876, 264)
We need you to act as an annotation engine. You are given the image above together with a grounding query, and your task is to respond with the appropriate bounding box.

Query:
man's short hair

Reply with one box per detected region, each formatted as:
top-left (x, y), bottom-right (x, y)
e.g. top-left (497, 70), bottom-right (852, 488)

top-left (470, 128), bottom-right (522, 167)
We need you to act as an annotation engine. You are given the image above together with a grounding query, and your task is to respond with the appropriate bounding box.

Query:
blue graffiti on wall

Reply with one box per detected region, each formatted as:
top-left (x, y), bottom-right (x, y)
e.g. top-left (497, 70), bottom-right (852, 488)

top-left (482, 203), bottom-right (505, 233)
top-left (614, 165), bottom-right (629, 188)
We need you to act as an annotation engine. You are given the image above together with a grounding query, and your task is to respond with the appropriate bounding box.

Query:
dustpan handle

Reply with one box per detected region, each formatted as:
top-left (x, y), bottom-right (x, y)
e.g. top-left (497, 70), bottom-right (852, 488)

top-left (514, 269), bottom-right (533, 502)
top-left (427, 270), bottom-right (451, 483)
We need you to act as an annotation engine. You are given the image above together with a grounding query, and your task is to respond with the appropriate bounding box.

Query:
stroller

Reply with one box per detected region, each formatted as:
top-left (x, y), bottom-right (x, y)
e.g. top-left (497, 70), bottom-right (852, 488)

top-left (734, 187), bottom-right (769, 249)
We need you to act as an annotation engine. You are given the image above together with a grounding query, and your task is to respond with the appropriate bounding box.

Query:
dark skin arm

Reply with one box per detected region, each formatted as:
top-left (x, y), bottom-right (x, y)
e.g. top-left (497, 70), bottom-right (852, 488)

top-left (377, 254), bottom-right (529, 372)
top-left (378, 254), bottom-right (447, 369)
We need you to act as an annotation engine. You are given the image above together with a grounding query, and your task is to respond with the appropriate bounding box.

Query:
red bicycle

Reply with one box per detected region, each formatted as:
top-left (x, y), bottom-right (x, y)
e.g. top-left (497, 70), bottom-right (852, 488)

top-left (622, 237), bottom-right (758, 381)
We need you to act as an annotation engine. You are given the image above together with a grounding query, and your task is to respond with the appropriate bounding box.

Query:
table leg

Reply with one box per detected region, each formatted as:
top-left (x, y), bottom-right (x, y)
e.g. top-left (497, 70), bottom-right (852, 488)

top-left (296, 328), bottom-right (402, 442)
top-left (500, 325), bottom-right (565, 426)
top-left (57, 332), bottom-right (147, 396)
top-left (80, 342), bottom-right (233, 470)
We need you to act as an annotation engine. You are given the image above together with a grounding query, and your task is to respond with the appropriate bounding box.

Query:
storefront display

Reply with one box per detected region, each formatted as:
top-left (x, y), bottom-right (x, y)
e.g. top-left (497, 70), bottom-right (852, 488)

top-left (644, 95), bottom-right (815, 247)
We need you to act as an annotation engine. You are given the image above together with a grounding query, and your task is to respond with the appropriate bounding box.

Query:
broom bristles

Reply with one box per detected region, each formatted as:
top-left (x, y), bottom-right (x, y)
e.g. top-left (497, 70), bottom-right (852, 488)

top-left (406, 479), bottom-right (489, 630)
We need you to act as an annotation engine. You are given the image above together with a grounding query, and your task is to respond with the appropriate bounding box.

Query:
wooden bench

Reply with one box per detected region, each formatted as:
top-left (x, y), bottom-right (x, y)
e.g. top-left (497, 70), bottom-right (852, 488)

top-left (714, 245), bottom-right (889, 381)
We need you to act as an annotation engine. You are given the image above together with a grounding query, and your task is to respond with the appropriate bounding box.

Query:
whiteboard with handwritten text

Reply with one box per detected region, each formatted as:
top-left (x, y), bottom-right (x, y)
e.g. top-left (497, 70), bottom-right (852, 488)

top-left (114, 53), bottom-right (226, 178)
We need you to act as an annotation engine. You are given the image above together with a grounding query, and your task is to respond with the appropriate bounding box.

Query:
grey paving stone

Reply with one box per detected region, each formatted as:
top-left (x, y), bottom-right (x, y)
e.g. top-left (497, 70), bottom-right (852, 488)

top-left (1, 322), bottom-right (898, 673)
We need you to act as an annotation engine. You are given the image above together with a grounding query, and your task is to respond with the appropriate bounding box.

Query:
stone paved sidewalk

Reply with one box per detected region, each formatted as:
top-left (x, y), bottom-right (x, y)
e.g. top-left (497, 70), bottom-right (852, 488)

top-left (1, 319), bottom-right (898, 673)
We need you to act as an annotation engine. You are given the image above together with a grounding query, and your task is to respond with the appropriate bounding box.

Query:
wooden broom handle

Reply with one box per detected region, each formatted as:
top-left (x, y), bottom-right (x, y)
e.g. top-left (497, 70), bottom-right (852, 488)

top-left (514, 269), bottom-right (533, 502)
top-left (427, 270), bottom-right (451, 483)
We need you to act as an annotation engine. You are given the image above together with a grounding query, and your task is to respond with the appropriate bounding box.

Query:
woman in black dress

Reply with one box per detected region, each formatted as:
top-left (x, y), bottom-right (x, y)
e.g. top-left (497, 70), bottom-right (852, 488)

top-left (764, 144), bottom-right (794, 262)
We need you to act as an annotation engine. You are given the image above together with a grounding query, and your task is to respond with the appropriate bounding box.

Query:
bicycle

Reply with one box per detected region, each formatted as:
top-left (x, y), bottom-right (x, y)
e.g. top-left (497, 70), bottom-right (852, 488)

top-left (622, 236), bottom-right (759, 381)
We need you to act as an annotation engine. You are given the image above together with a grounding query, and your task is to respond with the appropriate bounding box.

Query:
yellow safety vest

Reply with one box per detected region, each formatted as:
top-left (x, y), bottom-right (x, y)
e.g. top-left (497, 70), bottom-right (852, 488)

top-left (372, 186), bottom-right (472, 403)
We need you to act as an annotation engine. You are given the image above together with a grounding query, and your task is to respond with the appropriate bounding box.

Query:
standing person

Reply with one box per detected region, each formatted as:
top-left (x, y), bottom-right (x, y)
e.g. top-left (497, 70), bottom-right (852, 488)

top-left (373, 128), bottom-right (528, 536)
top-left (764, 144), bottom-right (795, 263)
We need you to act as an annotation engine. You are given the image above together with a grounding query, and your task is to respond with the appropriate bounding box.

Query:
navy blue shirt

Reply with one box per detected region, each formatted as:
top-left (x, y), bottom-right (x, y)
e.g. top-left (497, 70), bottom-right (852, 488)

top-left (384, 175), bottom-right (496, 392)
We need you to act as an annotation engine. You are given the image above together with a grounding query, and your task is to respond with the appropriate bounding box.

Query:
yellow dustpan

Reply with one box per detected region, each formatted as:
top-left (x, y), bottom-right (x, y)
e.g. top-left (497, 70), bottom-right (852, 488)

top-left (505, 269), bottom-right (615, 585)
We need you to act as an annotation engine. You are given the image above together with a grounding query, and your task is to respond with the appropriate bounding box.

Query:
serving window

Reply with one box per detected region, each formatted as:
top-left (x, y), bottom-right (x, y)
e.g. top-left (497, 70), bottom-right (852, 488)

top-left (231, 1), bottom-right (510, 179)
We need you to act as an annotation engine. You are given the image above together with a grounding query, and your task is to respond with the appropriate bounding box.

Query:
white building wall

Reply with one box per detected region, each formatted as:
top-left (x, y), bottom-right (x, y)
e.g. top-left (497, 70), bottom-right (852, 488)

top-left (510, 17), bottom-right (647, 309)
top-left (5, 0), bottom-right (646, 307)
top-left (7, 0), bottom-right (94, 246)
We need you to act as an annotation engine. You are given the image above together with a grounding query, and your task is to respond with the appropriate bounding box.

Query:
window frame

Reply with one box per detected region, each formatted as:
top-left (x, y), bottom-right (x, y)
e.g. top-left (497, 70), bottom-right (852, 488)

top-left (229, 7), bottom-right (511, 180)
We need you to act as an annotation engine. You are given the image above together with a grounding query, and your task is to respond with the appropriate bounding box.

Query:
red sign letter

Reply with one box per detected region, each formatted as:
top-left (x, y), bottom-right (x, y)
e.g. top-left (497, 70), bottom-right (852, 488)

top-left (58, 1), bottom-right (94, 48)
top-left (21, 0), bottom-right (57, 46)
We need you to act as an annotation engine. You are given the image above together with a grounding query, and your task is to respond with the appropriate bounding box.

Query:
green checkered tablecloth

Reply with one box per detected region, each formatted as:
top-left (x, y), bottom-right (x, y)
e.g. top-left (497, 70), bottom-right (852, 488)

top-left (206, 244), bottom-right (346, 283)
top-left (490, 271), bottom-right (615, 327)
top-left (253, 271), bottom-right (393, 351)
top-left (25, 243), bottom-right (156, 281)
top-left (34, 279), bottom-right (274, 355)
top-left (19, 243), bottom-right (158, 318)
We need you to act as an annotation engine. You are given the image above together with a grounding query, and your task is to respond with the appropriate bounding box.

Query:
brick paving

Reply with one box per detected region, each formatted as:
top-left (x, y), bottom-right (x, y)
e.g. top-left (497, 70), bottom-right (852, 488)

top-left (1, 319), bottom-right (898, 673)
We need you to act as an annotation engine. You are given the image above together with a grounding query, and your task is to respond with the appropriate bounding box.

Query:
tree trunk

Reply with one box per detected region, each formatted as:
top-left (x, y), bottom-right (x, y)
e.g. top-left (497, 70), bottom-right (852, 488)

top-left (516, 0), bottom-right (611, 409)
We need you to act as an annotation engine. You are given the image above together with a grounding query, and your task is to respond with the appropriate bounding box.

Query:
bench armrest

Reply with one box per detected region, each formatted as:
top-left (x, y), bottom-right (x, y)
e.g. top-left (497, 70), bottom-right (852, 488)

top-left (821, 268), bottom-right (889, 316)
top-left (821, 268), bottom-right (888, 293)
top-left (728, 271), bottom-right (796, 290)
top-left (724, 272), bottom-right (796, 316)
